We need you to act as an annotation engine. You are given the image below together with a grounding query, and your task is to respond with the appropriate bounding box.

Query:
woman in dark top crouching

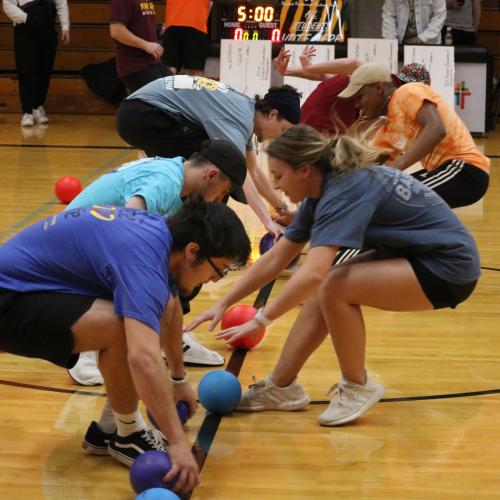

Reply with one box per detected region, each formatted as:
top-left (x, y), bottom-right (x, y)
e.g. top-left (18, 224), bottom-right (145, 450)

top-left (188, 124), bottom-right (480, 426)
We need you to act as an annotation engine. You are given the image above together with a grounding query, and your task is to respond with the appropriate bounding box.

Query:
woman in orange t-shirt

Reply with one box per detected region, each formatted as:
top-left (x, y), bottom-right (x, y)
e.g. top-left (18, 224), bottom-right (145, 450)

top-left (339, 64), bottom-right (489, 209)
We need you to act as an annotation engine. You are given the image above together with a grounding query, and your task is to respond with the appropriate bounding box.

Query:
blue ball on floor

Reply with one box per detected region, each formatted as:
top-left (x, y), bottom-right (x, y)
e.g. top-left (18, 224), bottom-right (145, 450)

top-left (130, 450), bottom-right (177, 494)
top-left (198, 370), bottom-right (242, 414)
top-left (147, 401), bottom-right (190, 429)
top-left (176, 401), bottom-right (190, 424)
top-left (259, 232), bottom-right (300, 269)
top-left (135, 488), bottom-right (180, 500)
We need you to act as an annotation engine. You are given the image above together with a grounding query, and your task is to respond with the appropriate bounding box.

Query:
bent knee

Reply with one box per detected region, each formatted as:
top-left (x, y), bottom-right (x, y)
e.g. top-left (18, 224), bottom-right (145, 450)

top-left (319, 267), bottom-right (351, 303)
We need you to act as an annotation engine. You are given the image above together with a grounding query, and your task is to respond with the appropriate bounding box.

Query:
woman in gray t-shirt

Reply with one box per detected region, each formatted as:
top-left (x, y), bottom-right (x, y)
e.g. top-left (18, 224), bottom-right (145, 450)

top-left (188, 124), bottom-right (480, 427)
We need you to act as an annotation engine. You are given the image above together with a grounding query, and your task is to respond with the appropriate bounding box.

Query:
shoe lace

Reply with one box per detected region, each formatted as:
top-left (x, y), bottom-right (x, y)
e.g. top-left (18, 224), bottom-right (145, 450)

top-left (326, 383), bottom-right (340, 398)
top-left (248, 375), bottom-right (265, 390)
top-left (141, 428), bottom-right (168, 452)
top-left (183, 330), bottom-right (205, 345)
top-left (327, 381), bottom-right (362, 404)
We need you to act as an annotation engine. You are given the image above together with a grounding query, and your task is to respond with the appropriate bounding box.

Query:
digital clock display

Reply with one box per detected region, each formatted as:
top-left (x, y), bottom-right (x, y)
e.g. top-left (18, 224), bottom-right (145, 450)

top-left (237, 5), bottom-right (276, 22)
top-left (217, 2), bottom-right (282, 43)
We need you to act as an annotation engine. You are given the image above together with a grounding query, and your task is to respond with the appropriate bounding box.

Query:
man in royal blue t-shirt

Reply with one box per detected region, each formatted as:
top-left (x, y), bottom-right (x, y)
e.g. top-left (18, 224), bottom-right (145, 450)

top-left (0, 200), bottom-right (250, 491)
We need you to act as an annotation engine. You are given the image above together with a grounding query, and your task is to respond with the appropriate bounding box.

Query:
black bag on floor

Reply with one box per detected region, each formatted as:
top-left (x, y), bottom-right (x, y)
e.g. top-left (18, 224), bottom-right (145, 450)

top-left (81, 58), bottom-right (126, 105)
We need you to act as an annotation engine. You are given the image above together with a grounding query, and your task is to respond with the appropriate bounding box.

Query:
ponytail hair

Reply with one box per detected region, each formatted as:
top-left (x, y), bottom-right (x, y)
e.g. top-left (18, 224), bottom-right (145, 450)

top-left (265, 124), bottom-right (384, 176)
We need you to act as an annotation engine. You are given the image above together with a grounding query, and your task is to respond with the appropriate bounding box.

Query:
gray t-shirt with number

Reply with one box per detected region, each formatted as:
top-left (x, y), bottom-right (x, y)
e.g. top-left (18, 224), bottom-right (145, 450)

top-left (128, 75), bottom-right (255, 154)
top-left (285, 166), bottom-right (480, 284)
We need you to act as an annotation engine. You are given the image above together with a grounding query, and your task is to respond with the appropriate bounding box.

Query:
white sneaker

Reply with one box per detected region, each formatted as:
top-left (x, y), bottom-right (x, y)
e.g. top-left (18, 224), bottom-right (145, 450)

top-left (182, 331), bottom-right (224, 366)
top-left (317, 375), bottom-right (384, 426)
top-left (33, 106), bottom-right (49, 124)
top-left (67, 351), bottom-right (104, 386)
top-left (20, 113), bottom-right (34, 127)
top-left (237, 375), bottom-right (311, 411)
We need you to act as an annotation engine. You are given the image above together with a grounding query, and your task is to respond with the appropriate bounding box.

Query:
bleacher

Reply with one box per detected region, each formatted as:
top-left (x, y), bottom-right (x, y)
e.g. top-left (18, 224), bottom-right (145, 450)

top-left (0, 0), bottom-right (164, 114)
top-left (0, 0), bottom-right (498, 117)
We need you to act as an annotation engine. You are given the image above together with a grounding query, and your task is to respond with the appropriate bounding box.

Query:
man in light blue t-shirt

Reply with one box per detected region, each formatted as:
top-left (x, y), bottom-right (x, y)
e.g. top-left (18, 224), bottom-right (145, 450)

top-left (67, 138), bottom-right (247, 386)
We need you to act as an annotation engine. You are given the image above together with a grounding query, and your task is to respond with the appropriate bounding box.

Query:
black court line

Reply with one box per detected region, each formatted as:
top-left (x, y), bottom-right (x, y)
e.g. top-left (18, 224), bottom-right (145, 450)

top-left (187, 279), bottom-right (276, 499)
top-left (481, 266), bottom-right (500, 272)
top-left (0, 143), bottom-right (134, 150)
top-left (0, 378), bottom-right (105, 397)
top-left (309, 387), bottom-right (500, 404)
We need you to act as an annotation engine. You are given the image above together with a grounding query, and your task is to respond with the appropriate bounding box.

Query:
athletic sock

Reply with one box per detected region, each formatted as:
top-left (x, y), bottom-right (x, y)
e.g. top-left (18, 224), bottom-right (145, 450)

top-left (97, 399), bottom-right (116, 434)
top-left (115, 409), bottom-right (147, 437)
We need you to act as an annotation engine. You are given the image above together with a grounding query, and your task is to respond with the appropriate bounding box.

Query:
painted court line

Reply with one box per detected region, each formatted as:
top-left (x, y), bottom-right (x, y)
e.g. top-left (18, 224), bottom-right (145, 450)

top-left (0, 150), bottom-right (130, 242)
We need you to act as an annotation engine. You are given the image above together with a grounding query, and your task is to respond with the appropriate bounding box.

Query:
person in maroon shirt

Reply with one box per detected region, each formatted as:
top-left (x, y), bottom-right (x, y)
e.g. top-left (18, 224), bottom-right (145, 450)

top-left (274, 47), bottom-right (432, 137)
top-left (274, 46), bottom-right (362, 136)
top-left (109, 0), bottom-right (171, 92)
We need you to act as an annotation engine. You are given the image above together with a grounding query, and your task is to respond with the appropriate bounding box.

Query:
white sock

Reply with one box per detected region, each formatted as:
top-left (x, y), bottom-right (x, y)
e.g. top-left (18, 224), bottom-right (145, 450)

top-left (115, 409), bottom-right (147, 437)
top-left (97, 399), bottom-right (116, 434)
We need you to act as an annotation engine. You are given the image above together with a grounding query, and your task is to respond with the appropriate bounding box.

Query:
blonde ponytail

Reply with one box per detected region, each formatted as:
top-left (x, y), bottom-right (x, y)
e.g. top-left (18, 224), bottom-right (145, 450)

top-left (266, 124), bottom-right (384, 175)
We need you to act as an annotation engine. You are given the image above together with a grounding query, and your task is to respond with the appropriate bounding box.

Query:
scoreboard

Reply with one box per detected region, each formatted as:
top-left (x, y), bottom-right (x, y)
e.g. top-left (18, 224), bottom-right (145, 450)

top-left (209, 1), bottom-right (348, 44)
top-left (211, 1), bottom-right (282, 43)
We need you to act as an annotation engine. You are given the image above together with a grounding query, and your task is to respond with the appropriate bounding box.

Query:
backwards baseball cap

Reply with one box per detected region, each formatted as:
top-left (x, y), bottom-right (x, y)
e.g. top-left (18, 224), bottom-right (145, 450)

top-left (394, 63), bottom-right (431, 86)
top-left (263, 87), bottom-right (301, 125)
top-left (338, 63), bottom-right (392, 99)
top-left (196, 138), bottom-right (247, 204)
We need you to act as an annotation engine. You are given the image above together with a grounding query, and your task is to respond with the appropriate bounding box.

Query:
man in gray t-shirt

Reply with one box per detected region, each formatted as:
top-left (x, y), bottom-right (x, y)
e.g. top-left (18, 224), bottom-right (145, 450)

top-left (116, 75), bottom-right (302, 238)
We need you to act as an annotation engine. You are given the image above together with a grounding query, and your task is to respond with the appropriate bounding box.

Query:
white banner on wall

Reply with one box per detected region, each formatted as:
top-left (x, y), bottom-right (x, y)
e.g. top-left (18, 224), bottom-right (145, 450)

top-left (283, 44), bottom-right (336, 104)
top-left (403, 46), bottom-right (454, 108)
top-left (220, 39), bottom-right (271, 97)
top-left (454, 63), bottom-right (486, 134)
top-left (347, 38), bottom-right (398, 72)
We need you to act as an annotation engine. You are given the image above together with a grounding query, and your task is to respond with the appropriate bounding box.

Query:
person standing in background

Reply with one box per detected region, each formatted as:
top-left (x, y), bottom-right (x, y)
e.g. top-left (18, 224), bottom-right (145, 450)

top-left (2, 0), bottom-right (70, 127)
top-left (161, 0), bottom-right (212, 76)
top-left (109, 0), bottom-right (171, 93)
top-left (442, 0), bottom-right (481, 46)
top-left (382, 0), bottom-right (447, 45)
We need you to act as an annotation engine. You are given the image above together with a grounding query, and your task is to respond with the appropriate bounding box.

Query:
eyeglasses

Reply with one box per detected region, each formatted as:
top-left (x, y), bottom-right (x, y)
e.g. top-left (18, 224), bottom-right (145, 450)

top-left (206, 256), bottom-right (229, 280)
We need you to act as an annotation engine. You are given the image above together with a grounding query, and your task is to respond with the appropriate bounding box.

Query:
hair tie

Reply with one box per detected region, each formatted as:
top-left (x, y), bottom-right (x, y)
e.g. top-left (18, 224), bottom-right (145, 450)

top-left (328, 137), bottom-right (338, 150)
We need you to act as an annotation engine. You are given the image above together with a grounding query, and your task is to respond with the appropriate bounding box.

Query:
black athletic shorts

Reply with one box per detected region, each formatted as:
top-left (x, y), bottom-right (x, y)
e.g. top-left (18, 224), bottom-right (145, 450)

top-left (411, 160), bottom-right (489, 209)
top-left (116, 98), bottom-right (209, 158)
top-left (0, 289), bottom-right (95, 368)
top-left (407, 258), bottom-right (477, 309)
top-left (162, 26), bottom-right (209, 72)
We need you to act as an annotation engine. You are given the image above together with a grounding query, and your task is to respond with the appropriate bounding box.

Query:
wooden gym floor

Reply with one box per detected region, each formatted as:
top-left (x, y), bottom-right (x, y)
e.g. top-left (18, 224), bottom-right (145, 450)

top-left (0, 113), bottom-right (499, 499)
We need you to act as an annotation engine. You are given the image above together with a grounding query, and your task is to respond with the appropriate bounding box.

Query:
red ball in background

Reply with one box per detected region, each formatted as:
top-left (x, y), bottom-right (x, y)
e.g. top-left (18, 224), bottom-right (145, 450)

top-left (55, 176), bottom-right (82, 204)
top-left (221, 305), bottom-right (266, 350)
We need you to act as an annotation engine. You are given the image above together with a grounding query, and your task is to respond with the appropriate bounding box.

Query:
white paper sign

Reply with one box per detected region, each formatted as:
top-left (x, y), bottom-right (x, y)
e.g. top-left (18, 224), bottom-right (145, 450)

top-left (283, 44), bottom-right (336, 103)
top-left (403, 46), bottom-right (455, 107)
top-left (220, 39), bottom-right (272, 97)
top-left (347, 38), bottom-right (398, 72)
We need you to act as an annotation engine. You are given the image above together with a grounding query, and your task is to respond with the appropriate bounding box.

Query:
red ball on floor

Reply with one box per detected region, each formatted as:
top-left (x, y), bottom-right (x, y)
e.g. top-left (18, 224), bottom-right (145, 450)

top-left (55, 176), bottom-right (82, 204)
top-left (221, 304), bottom-right (266, 350)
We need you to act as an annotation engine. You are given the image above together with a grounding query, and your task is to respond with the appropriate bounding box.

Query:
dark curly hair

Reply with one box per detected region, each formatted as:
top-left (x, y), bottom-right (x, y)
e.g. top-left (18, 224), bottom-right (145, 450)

top-left (166, 199), bottom-right (251, 268)
top-left (254, 84), bottom-right (302, 118)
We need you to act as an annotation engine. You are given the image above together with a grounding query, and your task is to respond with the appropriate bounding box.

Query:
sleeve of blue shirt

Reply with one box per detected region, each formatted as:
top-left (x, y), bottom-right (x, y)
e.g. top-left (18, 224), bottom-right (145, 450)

top-left (106, 263), bottom-right (170, 333)
top-left (123, 160), bottom-right (184, 216)
top-left (309, 194), bottom-right (376, 249)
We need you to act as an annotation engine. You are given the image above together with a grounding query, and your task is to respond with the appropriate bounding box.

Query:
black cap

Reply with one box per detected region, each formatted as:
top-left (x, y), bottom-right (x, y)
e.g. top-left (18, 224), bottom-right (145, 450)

top-left (197, 138), bottom-right (247, 204)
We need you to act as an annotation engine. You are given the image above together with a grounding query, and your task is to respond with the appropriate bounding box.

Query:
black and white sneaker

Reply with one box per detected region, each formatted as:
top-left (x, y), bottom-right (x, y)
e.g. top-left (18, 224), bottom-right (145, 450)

top-left (108, 427), bottom-right (168, 467)
top-left (82, 421), bottom-right (113, 456)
